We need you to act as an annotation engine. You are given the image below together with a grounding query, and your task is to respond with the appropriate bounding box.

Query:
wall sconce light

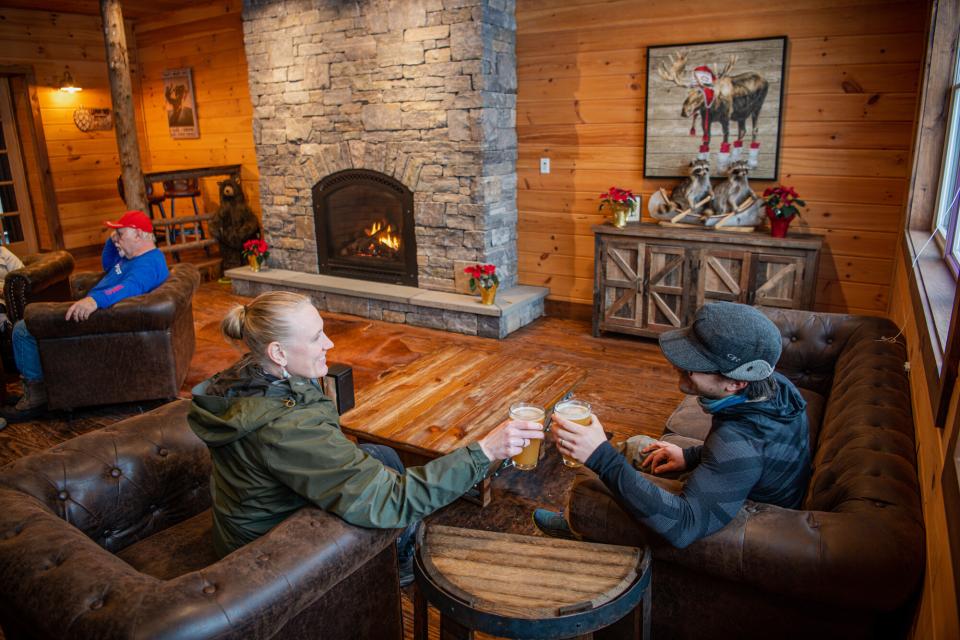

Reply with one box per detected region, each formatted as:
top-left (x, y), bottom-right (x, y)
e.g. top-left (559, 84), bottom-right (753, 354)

top-left (58, 67), bottom-right (82, 93)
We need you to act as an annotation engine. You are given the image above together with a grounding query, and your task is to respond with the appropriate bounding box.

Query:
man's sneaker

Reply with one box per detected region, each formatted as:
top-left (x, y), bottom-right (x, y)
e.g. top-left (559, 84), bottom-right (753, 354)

top-left (398, 553), bottom-right (415, 587)
top-left (532, 509), bottom-right (580, 540)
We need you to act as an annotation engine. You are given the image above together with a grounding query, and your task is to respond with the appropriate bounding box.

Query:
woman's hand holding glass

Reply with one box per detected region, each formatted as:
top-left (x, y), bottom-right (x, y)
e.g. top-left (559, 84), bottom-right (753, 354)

top-left (550, 412), bottom-right (608, 465)
top-left (478, 419), bottom-right (545, 462)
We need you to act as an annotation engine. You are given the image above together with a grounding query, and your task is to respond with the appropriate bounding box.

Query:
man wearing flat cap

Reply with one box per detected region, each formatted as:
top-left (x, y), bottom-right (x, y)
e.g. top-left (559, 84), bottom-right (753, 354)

top-left (2, 211), bottom-right (169, 424)
top-left (535, 302), bottom-right (810, 549)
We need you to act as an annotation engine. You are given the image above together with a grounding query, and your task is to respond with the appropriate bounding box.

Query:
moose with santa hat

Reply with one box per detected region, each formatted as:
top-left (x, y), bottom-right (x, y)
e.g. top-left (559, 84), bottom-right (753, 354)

top-left (658, 51), bottom-right (769, 172)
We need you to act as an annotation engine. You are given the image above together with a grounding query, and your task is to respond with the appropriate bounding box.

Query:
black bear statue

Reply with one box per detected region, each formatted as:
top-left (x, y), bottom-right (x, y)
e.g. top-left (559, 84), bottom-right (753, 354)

top-left (210, 178), bottom-right (261, 271)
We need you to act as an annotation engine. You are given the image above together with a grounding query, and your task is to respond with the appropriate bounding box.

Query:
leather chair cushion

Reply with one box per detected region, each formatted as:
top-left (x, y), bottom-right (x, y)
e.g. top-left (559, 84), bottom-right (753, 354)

top-left (117, 509), bottom-right (219, 580)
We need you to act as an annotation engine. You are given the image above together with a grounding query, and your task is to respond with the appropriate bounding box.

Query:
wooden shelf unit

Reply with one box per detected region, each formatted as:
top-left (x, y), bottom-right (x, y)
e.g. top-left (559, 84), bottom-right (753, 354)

top-left (593, 223), bottom-right (823, 339)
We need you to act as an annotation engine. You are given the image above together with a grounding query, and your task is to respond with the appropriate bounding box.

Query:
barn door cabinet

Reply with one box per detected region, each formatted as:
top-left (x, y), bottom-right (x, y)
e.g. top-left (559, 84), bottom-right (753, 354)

top-left (593, 224), bottom-right (823, 338)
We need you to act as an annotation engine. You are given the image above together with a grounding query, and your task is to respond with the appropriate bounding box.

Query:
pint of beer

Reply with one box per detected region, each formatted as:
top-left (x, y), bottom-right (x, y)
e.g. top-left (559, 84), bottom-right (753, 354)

top-left (509, 403), bottom-right (545, 471)
top-left (553, 399), bottom-right (592, 468)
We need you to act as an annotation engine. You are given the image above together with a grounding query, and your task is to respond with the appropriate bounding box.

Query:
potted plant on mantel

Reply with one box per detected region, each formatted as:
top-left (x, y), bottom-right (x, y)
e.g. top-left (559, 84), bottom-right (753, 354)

top-left (242, 239), bottom-right (270, 271)
top-left (464, 263), bottom-right (499, 305)
top-left (762, 185), bottom-right (805, 238)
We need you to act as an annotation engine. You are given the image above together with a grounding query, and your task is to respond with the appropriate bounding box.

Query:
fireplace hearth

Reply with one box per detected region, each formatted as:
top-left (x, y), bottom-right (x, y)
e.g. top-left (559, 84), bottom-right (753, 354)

top-left (313, 169), bottom-right (417, 287)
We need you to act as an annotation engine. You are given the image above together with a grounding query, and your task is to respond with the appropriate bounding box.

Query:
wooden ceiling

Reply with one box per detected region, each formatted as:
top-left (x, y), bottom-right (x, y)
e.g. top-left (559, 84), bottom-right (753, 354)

top-left (0, 0), bottom-right (201, 20)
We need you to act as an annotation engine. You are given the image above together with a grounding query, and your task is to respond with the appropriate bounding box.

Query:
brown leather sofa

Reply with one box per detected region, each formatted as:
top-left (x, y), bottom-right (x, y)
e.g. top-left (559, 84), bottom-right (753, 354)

top-left (23, 263), bottom-right (200, 410)
top-left (0, 400), bottom-right (404, 639)
top-left (0, 250), bottom-right (75, 373)
top-left (568, 308), bottom-right (923, 640)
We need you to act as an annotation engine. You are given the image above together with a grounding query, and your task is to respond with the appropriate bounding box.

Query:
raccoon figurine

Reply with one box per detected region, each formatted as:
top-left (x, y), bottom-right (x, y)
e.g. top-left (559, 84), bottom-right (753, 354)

top-left (653, 159), bottom-right (714, 222)
top-left (706, 161), bottom-right (763, 229)
top-left (712, 161), bottom-right (756, 215)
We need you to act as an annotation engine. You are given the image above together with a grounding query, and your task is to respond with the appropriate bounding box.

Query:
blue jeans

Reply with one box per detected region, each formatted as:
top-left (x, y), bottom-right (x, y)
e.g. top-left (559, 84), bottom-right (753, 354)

top-left (12, 320), bottom-right (43, 382)
top-left (358, 443), bottom-right (417, 563)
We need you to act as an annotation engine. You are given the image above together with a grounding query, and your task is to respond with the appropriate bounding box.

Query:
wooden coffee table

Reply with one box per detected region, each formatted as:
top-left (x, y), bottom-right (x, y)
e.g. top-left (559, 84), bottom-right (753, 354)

top-left (339, 345), bottom-right (585, 505)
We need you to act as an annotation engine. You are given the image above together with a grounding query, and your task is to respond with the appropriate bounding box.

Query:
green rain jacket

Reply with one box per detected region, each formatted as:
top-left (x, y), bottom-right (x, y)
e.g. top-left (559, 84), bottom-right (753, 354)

top-left (189, 356), bottom-right (491, 557)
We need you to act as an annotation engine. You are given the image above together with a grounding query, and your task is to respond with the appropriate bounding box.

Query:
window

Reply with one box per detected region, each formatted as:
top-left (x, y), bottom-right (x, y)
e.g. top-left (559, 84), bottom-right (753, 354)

top-left (935, 46), bottom-right (960, 275)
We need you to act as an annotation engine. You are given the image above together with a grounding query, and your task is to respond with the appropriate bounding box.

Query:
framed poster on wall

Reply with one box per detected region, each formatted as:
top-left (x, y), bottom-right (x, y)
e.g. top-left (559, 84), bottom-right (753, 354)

top-left (162, 67), bottom-right (200, 139)
top-left (644, 36), bottom-right (787, 180)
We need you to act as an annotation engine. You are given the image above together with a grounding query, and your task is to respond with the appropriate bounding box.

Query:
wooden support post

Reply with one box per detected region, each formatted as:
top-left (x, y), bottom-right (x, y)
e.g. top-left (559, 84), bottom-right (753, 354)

top-left (100, 0), bottom-right (146, 213)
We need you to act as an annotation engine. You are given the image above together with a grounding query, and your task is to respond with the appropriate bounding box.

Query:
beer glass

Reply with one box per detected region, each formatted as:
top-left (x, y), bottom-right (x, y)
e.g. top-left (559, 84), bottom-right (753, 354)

top-left (553, 399), bottom-right (592, 468)
top-left (509, 402), bottom-right (545, 471)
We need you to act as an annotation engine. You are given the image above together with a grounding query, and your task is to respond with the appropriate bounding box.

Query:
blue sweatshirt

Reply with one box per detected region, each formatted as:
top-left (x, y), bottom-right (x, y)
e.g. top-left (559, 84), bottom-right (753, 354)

top-left (88, 239), bottom-right (169, 309)
top-left (586, 372), bottom-right (810, 549)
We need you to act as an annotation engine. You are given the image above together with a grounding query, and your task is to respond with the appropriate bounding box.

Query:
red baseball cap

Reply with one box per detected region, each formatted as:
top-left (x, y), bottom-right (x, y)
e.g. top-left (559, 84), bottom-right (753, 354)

top-left (104, 210), bottom-right (153, 233)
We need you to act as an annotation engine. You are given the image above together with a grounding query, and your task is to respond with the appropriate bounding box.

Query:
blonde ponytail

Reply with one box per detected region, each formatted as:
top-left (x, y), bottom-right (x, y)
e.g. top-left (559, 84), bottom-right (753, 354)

top-left (221, 291), bottom-right (311, 362)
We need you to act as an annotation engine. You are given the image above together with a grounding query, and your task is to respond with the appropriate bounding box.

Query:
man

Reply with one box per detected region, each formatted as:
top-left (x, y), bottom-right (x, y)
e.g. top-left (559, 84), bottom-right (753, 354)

top-left (534, 302), bottom-right (810, 549)
top-left (4, 211), bottom-right (169, 421)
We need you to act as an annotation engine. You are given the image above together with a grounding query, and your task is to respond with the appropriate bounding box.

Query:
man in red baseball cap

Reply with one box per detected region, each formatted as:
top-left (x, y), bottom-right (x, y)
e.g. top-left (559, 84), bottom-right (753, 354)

top-left (4, 210), bottom-right (169, 420)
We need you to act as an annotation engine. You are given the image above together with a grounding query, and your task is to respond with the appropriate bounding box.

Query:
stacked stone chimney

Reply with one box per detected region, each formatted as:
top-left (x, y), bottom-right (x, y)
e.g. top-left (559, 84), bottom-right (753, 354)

top-left (242, 0), bottom-right (518, 291)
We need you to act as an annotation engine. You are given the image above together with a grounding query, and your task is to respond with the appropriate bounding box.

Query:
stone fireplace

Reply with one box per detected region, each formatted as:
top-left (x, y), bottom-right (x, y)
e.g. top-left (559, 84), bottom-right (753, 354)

top-left (231, 0), bottom-right (545, 338)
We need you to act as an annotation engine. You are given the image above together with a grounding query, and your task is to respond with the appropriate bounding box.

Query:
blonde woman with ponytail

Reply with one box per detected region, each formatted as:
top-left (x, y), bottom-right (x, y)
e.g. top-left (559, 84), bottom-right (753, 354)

top-left (189, 291), bottom-right (543, 583)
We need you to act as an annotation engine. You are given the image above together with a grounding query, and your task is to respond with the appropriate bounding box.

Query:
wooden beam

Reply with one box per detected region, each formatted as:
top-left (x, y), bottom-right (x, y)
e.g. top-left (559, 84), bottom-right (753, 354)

top-left (99, 0), bottom-right (146, 213)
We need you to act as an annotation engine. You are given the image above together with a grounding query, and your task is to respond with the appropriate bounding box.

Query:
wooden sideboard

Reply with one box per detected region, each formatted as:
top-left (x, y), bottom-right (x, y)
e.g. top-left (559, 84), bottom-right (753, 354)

top-left (593, 223), bottom-right (823, 338)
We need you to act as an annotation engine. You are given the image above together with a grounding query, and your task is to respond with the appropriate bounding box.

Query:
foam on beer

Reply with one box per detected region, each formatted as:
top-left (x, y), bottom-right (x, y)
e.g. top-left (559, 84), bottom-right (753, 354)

top-left (512, 406), bottom-right (545, 421)
top-left (556, 402), bottom-right (590, 422)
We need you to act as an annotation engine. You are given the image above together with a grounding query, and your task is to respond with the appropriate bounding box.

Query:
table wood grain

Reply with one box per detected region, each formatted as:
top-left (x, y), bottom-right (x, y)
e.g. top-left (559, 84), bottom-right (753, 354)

top-left (421, 525), bottom-right (641, 619)
top-left (340, 346), bottom-right (586, 459)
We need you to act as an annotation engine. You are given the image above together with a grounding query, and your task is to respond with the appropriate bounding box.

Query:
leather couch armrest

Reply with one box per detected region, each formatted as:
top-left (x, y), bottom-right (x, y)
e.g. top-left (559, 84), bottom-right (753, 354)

top-left (25, 297), bottom-right (179, 338)
top-left (25, 264), bottom-right (200, 339)
top-left (0, 492), bottom-right (399, 639)
top-left (3, 250), bottom-right (75, 322)
top-left (657, 502), bottom-right (925, 613)
top-left (133, 509), bottom-right (400, 639)
top-left (568, 476), bottom-right (924, 612)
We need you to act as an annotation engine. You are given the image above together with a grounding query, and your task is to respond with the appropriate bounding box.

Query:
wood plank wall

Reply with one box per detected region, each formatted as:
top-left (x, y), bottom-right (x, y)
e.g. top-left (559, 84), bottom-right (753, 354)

top-left (0, 8), bottom-right (143, 249)
top-left (889, 247), bottom-right (960, 640)
top-left (133, 0), bottom-right (260, 220)
top-left (515, 0), bottom-right (928, 316)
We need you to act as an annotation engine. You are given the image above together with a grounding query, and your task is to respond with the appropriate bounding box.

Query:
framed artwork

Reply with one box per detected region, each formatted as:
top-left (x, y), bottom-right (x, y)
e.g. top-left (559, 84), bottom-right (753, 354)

top-left (644, 36), bottom-right (787, 180)
top-left (162, 67), bottom-right (199, 139)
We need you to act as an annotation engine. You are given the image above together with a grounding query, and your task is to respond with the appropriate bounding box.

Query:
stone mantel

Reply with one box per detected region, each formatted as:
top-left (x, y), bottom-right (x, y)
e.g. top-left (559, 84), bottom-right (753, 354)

top-left (227, 267), bottom-right (547, 339)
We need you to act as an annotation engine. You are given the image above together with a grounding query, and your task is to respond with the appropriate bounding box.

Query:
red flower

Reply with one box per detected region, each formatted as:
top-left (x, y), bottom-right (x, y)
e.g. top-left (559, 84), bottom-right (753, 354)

top-left (483, 264), bottom-right (496, 275)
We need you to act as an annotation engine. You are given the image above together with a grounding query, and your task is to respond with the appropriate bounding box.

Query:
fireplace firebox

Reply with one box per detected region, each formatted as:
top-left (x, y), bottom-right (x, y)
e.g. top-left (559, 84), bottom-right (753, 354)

top-left (313, 169), bottom-right (417, 286)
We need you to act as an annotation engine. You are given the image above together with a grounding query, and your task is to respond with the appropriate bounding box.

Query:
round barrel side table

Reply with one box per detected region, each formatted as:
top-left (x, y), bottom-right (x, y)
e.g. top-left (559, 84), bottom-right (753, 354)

top-left (413, 524), bottom-right (652, 640)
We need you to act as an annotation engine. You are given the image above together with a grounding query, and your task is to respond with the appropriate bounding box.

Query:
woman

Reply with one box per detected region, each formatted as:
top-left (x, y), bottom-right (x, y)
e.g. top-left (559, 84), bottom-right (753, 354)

top-left (189, 291), bottom-right (543, 578)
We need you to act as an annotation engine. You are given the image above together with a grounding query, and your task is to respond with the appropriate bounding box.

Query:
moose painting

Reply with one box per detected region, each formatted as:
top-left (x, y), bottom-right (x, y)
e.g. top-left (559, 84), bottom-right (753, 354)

top-left (645, 37), bottom-right (786, 180)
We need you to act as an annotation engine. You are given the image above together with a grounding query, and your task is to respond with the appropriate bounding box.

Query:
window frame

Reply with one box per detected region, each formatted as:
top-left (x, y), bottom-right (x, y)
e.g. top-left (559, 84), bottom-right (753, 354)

top-left (903, 0), bottom-right (960, 614)
top-left (904, 1), bottom-right (960, 424)
top-left (933, 53), bottom-right (960, 277)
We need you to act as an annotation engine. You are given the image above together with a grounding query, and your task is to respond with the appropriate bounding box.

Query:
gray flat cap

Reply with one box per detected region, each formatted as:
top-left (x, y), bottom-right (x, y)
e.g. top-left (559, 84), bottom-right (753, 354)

top-left (658, 302), bottom-right (782, 382)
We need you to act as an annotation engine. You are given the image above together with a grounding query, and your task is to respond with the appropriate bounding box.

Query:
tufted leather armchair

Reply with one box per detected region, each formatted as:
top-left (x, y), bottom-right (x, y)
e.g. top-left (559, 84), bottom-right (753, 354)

top-left (0, 400), bottom-right (404, 639)
top-left (568, 308), bottom-right (923, 640)
top-left (0, 250), bottom-right (75, 373)
top-left (23, 263), bottom-right (200, 411)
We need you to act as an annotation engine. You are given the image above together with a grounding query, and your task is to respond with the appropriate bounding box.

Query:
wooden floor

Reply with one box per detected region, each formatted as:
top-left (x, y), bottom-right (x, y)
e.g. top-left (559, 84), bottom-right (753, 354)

top-left (0, 279), bottom-right (682, 640)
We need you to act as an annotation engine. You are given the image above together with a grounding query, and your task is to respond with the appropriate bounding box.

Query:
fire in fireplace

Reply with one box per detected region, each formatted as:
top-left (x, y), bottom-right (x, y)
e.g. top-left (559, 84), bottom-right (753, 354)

top-left (313, 169), bottom-right (417, 286)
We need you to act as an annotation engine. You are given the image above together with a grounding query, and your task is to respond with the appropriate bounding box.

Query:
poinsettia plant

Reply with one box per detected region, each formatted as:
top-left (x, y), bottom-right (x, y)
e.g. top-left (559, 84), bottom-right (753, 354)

top-left (464, 264), bottom-right (499, 291)
top-left (242, 238), bottom-right (270, 261)
top-left (598, 186), bottom-right (639, 211)
top-left (762, 185), bottom-right (806, 219)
